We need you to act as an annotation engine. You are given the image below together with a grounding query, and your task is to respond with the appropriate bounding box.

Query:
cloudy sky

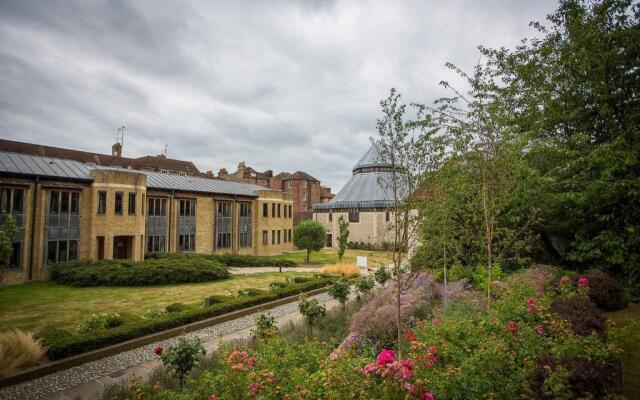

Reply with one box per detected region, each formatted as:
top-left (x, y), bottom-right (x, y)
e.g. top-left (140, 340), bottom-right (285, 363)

top-left (0, 0), bottom-right (557, 190)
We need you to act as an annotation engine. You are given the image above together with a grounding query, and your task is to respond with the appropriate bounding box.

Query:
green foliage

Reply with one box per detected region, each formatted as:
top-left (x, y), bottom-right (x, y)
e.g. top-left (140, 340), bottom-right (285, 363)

top-left (237, 288), bottom-right (265, 297)
top-left (141, 309), bottom-right (165, 319)
top-left (39, 277), bottom-right (332, 360)
top-left (354, 276), bottom-right (375, 301)
top-left (147, 252), bottom-right (298, 268)
top-left (337, 216), bottom-right (349, 261)
top-left (293, 220), bottom-right (326, 263)
top-left (253, 313), bottom-right (277, 340)
top-left (202, 295), bottom-right (231, 307)
top-left (165, 303), bottom-right (187, 313)
top-left (585, 270), bottom-right (627, 311)
top-left (76, 313), bottom-right (122, 333)
top-left (157, 336), bottom-right (205, 387)
top-left (327, 278), bottom-right (350, 310)
top-left (298, 295), bottom-right (326, 333)
top-left (268, 281), bottom-right (288, 291)
top-left (0, 216), bottom-right (18, 287)
top-left (50, 258), bottom-right (229, 287)
top-left (373, 266), bottom-right (392, 286)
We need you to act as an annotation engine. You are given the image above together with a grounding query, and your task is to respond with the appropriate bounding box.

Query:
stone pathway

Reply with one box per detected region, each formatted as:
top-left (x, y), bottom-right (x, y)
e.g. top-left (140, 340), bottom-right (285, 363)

top-left (229, 266), bottom-right (322, 274)
top-left (0, 293), bottom-right (337, 400)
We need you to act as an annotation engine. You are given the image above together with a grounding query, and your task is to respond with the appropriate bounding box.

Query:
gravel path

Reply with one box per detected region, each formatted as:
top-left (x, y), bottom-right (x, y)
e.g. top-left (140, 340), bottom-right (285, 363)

top-left (0, 292), bottom-right (333, 400)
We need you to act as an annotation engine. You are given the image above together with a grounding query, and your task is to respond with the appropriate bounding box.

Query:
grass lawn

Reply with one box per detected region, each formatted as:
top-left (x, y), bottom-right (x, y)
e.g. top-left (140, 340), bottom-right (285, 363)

top-left (609, 303), bottom-right (640, 398)
top-left (274, 248), bottom-right (394, 267)
top-left (0, 272), bottom-right (313, 333)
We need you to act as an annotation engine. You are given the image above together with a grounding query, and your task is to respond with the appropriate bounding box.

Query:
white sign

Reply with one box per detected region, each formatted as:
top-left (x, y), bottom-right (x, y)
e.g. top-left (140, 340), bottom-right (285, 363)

top-left (357, 256), bottom-right (367, 269)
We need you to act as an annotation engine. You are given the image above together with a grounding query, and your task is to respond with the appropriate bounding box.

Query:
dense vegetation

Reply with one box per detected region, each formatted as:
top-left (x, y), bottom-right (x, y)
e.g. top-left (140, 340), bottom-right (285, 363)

top-left (50, 258), bottom-right (230, 286)
top-left (147, 252), bottom-right (297, 268)
top-left (37, 276), bottom-right (333, 360)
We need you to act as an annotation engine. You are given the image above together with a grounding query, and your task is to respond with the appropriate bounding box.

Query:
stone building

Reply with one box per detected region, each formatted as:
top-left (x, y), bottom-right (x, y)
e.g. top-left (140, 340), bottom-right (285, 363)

top-left (219, 162), bottom-right (334, 224)
top-left (0, 150), bottom-right (294, 284)
top-left (313, 143), bottom-right (405, 248)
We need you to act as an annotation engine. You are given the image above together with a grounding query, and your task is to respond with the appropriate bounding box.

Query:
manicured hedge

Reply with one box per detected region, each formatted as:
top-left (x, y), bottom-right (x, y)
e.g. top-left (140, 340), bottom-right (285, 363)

top-left (50, 258), bottom-right (230, 287)
top-left (147, 252), bottom-right (298, 268)
top-left (39, 277), bottom-right (332, 360)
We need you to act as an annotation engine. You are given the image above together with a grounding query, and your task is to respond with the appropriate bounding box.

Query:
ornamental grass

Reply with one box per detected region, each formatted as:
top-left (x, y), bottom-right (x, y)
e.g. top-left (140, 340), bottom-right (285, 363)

top-left (0, 329), bottom-right (47, 377)
top-left (323, 262), bottom-right (361, 278)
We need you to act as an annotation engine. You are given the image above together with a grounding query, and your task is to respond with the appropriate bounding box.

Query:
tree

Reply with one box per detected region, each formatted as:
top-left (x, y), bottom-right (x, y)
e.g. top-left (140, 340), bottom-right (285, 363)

top-left (293, 220), bottom-right (326, 263)
top-left (327, 278), bottom-right (350, 310)
top-left (298, 295), bottom-right (326, 335)
top-left (337, 216), bottom-right (349, 261)
top-left (0, 216), bottom-right (18, 287)
top-left (354, 275), bottom-right (375, 301)
top-left (374, 266), bottom-right (392, 286)
top-left (375, 88), bottom-right (440, 354)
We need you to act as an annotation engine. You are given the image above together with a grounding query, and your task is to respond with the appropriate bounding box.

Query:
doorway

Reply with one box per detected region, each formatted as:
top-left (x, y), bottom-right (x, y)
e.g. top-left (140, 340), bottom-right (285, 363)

top-left (97, 236), bottom-right (105, 260)
top-left (113, 236), bottom-right (133, 259)
top-left (326, 233), bottom-right (333, 248)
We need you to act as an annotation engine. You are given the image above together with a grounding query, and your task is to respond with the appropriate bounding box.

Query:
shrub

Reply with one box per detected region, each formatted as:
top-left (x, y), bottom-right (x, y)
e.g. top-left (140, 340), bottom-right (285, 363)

top-left (585, 270), bottom-right (626, 311)
top-left (142, 309), bottom-right (165, 319)
top-left (165, 303), bottom-right (187, 313)
top-left (323, 263), bottom-right (360, 278)
top-left (76, 313), bottom-right (123, 333)
top-left (268, 281), bottom-right (288, 291)
top-left (327, 278), bottom-right (350, 310)
top-left (237, 288), bottom-right (265, 297)
top-left (374, 266), bottom-right (392, 286)
top-left (532, 355), bottom-right (623, 399)
top-left (50, 258), bottom-right (229, 287)
top-left (155, 336), bottom-right (205, 387)
top-left (147, 252), bottom-right (297, 268)
top-left (355, 276), bottom-right (375, 300)
top-left (40, 277), bottom-right (332, 360)
top-left (550, 297), bottom-right (606, 336)
top-left (202, 295), bottom-right (231, 307)
top-left (0, 329), bottom-right (47, 377)
top-left (298, 295), bottom-right (326, 334)
top-left (253, 313), bottom-right (277, 339)
top-left (291, 276), bottom-right (310, 284)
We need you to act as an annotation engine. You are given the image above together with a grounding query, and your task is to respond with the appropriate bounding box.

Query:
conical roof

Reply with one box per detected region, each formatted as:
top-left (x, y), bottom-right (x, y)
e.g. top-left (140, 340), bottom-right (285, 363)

top-left (315, 142), bottom-right (406, 210)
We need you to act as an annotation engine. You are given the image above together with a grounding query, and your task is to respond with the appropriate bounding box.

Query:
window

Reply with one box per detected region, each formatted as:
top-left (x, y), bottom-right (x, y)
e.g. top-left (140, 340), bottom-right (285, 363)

top-left (288, 181), bottom-right (293, 189)
top-left (263, 203), bottom-right (268, 217)
top-left (272, 230), bottom-right (276, 245)
top-left (277, 230), bottom-right (281, 244)
top-left (216, 202), bottom-right (232, 249)
top-left (348, 209), bottom-right (359, 223)
top-left (179, 199), bottom-right (196, 216)
top-left (302, 191), bottom-right (307, 201)
top-left (45, 190), bottom-right (80, 265)
top-left (386, 210), bottom-right (390, 222)
top-left (148, 197), bottom-right (167, 216)
top-left (142, 194), bottom-right (145, 215)
top-left (289, 205), bottom-right (293, 218)
top-left (114, 192), bottom-right (123, 215)
top-left (0, 188), bottom-right (24, 214)
top-left (46, 239), bottom-right (78, 264)
top-left (178, 234), bottom-right (195, 251)
top-left (146, 235), bottom-right (166, 253)
top-left (262, 230), bottom-right (268, 245)
top-left (277, 204), bottom-right (281, 218)
top-left (329, 213), bottom-right (333, 222)
top-left (128, 193), bottom-right (136, 215)
top-left (239, 203), bottom-right (252, 247)
top-left (302, 180), bottom-right (307, 188)
top-left (98, 191), bottom-right (107, 214)
top-left (272, 203), bottom-right (276, 217)
top-left (70, 192), bottom-right (79, 213)
top-left (49, 191), bottom-right (59, 213)
top-left (60, 191), bottom-right (69, 213)
top-left (288, 229), bottom-right (292, 243)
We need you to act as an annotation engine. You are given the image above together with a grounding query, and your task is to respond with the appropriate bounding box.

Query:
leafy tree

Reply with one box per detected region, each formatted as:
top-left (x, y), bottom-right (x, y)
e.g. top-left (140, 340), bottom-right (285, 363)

top-left (298, 295), bottom-right (326, 335)
top-left (354, 275), bottom-right (375, 301)
top-left (337, 216), bottom-right (349, 261)
top-left (0, 216), bottom-right (18, 287)
top-left (156, 336), bottom-right (205, 387)
top-left (327, 278), bottom-right (350, 310)
top-left (374, 266), bottom-right (392, 286)
top-left (293, 220), bottom-right (326, 263)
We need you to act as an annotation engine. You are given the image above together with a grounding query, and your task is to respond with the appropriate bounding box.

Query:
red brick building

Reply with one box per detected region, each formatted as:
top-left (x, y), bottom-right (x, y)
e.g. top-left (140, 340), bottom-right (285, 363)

top-left (220, 162), bottom-right (334, 224)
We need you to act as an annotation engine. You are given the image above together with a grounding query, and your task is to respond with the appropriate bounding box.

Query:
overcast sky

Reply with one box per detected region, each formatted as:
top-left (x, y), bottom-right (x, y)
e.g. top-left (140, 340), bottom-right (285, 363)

top-left (0, 0), bottom-right (557, 190)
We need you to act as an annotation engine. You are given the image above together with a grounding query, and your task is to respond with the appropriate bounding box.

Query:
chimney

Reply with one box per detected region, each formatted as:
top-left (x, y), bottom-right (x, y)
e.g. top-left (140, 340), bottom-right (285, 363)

top-left (112, 143), bottom-right (122, 157)
top-left (237, 161), bottom-right (246, 177)
top-left (205, 170), bottom-right (214, 177)
top-left (264, 170), bottom-right (273, 178)
top-left (218, 168), bottom-right (228, 177)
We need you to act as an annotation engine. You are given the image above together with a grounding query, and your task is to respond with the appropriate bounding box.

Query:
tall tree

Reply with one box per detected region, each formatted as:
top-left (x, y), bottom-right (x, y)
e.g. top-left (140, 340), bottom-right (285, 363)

top-left (0, 216), bottom-right (18, 287)
top-left (293, 220), bottom-right (326, 263)
top-left (337, 216), bottom-right (349, 261)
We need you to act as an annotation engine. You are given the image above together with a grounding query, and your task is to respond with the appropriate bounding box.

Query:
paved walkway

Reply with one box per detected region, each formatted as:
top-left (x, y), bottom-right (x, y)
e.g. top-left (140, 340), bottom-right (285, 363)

top-left (0, 293), bottom-right (338, 400)
top-left (229, 266), bottom-right (322, 274)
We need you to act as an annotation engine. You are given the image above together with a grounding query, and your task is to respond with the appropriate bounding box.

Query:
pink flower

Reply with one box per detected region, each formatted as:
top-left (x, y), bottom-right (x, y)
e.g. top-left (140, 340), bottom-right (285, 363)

top-left (420, 391), bottom-right (435, 400)
top-left (533, 325), bottom-right (544, 335)
top-left (363, 362), bottom-right (379, 376)
top-left (208, 396), bottom-right (218, 400)
top-left (527, 297), bottom-right (538, 313)
top-left (377, 349), bottom-right (396, 365)
top-left (578, 276), bottom-right (589, 287)
top-left (504, 321), bottom-right (519, 336)
top-left (536, 289), bottom-right (545, 296)
top-left (560, 275), bottom-right (571, 285)
top-left (402, 382), bottom-right (416, 393)
top-left (403, 330), bottom-right (417, 342)
top-left (248, 382), bottom-right (261, 398)
top-left (154, 345), bottom-right (163, 355)
top-left (433, 319), bottom-right (441, 327)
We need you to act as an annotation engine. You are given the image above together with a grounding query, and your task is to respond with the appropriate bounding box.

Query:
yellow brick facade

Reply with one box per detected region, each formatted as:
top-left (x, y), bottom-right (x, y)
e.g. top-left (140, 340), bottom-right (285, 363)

top-left (314, 209), bottom-right (395, 248)
top-left (0, 170), bottom-right (293, 283)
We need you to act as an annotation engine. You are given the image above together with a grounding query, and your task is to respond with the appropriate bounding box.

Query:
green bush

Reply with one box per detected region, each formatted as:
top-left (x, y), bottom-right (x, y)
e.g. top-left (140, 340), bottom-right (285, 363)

top-left (147, 252), bottom-right (297, 268)
top-left (76, 313), bottom-right (123, 333)
top-left (50, 258), bottom-right (229, 287)
top-left (165, 303), bottom-right (187, 313)
top-left (291, 276), bottom-right (310, 284)
top-left (585, 270), bottom-right (627, 311)
top-left (237, 288), bottom-right (265, 297)
top-left (40, 277), bottom-right (332, 360)
top-left (268, 281), bottom-right (288, 291)
top-left (202, 295), bottom-right (231, 307)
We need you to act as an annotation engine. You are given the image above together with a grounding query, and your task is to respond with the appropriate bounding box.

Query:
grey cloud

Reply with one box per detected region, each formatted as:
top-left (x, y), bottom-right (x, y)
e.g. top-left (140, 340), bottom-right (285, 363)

top-left (0, 0), bottom-right (557, 189)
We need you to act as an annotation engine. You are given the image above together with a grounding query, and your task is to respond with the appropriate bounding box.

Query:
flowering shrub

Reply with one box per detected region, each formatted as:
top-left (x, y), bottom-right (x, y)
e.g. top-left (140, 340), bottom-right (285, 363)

top-left (298, 295), bottom-right (326, 334)
top-left (155, 336), bottom-right (205, 387)
top-left (327, 278), bottom-right (350, 310)
top-left (550, 297), bottom-right (606, 337)
top-left (75, 313), bottom-right (122, 333)
top-left (253, 313), bottom-right (277, 339)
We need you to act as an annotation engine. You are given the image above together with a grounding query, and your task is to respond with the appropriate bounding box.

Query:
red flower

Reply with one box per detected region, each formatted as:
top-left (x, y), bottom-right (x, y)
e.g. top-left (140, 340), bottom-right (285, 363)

top-left (527, 297), bottom-right (538, 313)
top-left (504, 321), bottom-right (519, 336)
top-left (533, 325), bottom-right (544, 335)
top-left (432, 319), bottom-right (441, 327)
top-left (377, 349), bottom-right (396, 365)
top-left (403, 330), bottom-right (417, 342)
top-left (154, 345), bottom-right (163, 355)
top-left (208, 396), bottom-right (218, 400)
top-left (577, 276), bottom-right (589, 287)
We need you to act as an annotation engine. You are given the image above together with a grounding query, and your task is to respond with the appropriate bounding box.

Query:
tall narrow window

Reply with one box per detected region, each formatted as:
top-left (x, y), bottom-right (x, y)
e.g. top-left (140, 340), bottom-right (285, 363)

top-left (302, 191), bottom-right (307, 201)
top-left (178, 199), bottom-right (196, 252)
top-left (288, 180), bottom-right (293, 189)
top-left (277, 230), bottom-right (281, 244)
top-left (216, 202), bottom-right (232, 249)
top-left (302, 180), bottom-right (307, 188)
top-left (329, 213), bottom-right (333, 222)
top-left (277, 204), bottom-right (281, 218)
top-left (348, 209), bottom-right (359, 223)
top-left (70, 192), bottom-right (79, 213)
top-left (272, 203), bottom-right (276, 217)
top-left (45, 190), bottom-right (79, 264)
top-left (262, 230), bottom-right (268, 245)
top-left (272, 230), bottom-right (276, 245)
top-left (114, 192), bottom-right (123, 215)
top-left (128, 193), bottom-right (136, 215)
top-left (239, 203), bottom-right (252, 247)
top-left (288, 229), bottom-right (292, 243)
top-left (385, 210), bottom-right (390, 222)
top-left (98, 191), bottom-right (106, 214)
top-left (263, 203), bottom-right (268, 217)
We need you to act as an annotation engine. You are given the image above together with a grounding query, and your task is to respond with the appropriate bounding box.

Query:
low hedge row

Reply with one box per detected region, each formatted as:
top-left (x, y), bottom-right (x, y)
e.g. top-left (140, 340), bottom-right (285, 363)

top-left (50, 258), bottom-right (230, 287)
top-left (39, 277), bottom-right (332, 360)
top-left (146, 252), bottom-right (297, 268)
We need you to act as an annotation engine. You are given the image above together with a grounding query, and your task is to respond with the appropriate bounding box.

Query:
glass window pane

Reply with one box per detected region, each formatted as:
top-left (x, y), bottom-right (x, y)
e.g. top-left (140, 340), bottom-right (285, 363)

top-left (60, 192), bottom-right (69, 213)
top-left (68, 240), bottom-right (78, 260)
top-left (159, 236), bottom-right (165, 252)
top-left (47, 241), bottom-right (57, 264)
top-left (0, 189), bottom-right (9, 213)
top-left (49, 191), bottom-right (59, 213)
top-left (70, 192), bottom-right (79, 213)
top-left (58, 240), bottom-right (68, 263)
top-left (12, 190), bottom-right (23, 213)
top-left (115, 192), bottom-right (123, 214)
top-left (147, 236), bottom-right (153, 253)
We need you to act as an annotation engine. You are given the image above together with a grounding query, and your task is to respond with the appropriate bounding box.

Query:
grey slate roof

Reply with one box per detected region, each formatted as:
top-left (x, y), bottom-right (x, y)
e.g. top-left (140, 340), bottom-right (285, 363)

top-left (0, 151), bottom-right (267, 197)
top-left (315, 143), bottom-right (407, 210)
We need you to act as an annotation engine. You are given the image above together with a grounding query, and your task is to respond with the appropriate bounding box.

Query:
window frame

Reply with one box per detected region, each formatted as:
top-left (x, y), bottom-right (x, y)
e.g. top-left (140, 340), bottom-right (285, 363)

top-left (128, 193), bottom-right (136, 215)
top-left (114, 192), bottom-right (123, 215)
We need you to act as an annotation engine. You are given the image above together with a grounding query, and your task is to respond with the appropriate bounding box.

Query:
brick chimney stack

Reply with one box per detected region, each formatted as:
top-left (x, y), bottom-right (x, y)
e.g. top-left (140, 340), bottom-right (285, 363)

top-left (111, 143), bottom-right (122, 157)
top-left (218, 168), bottom-right (228, 177)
